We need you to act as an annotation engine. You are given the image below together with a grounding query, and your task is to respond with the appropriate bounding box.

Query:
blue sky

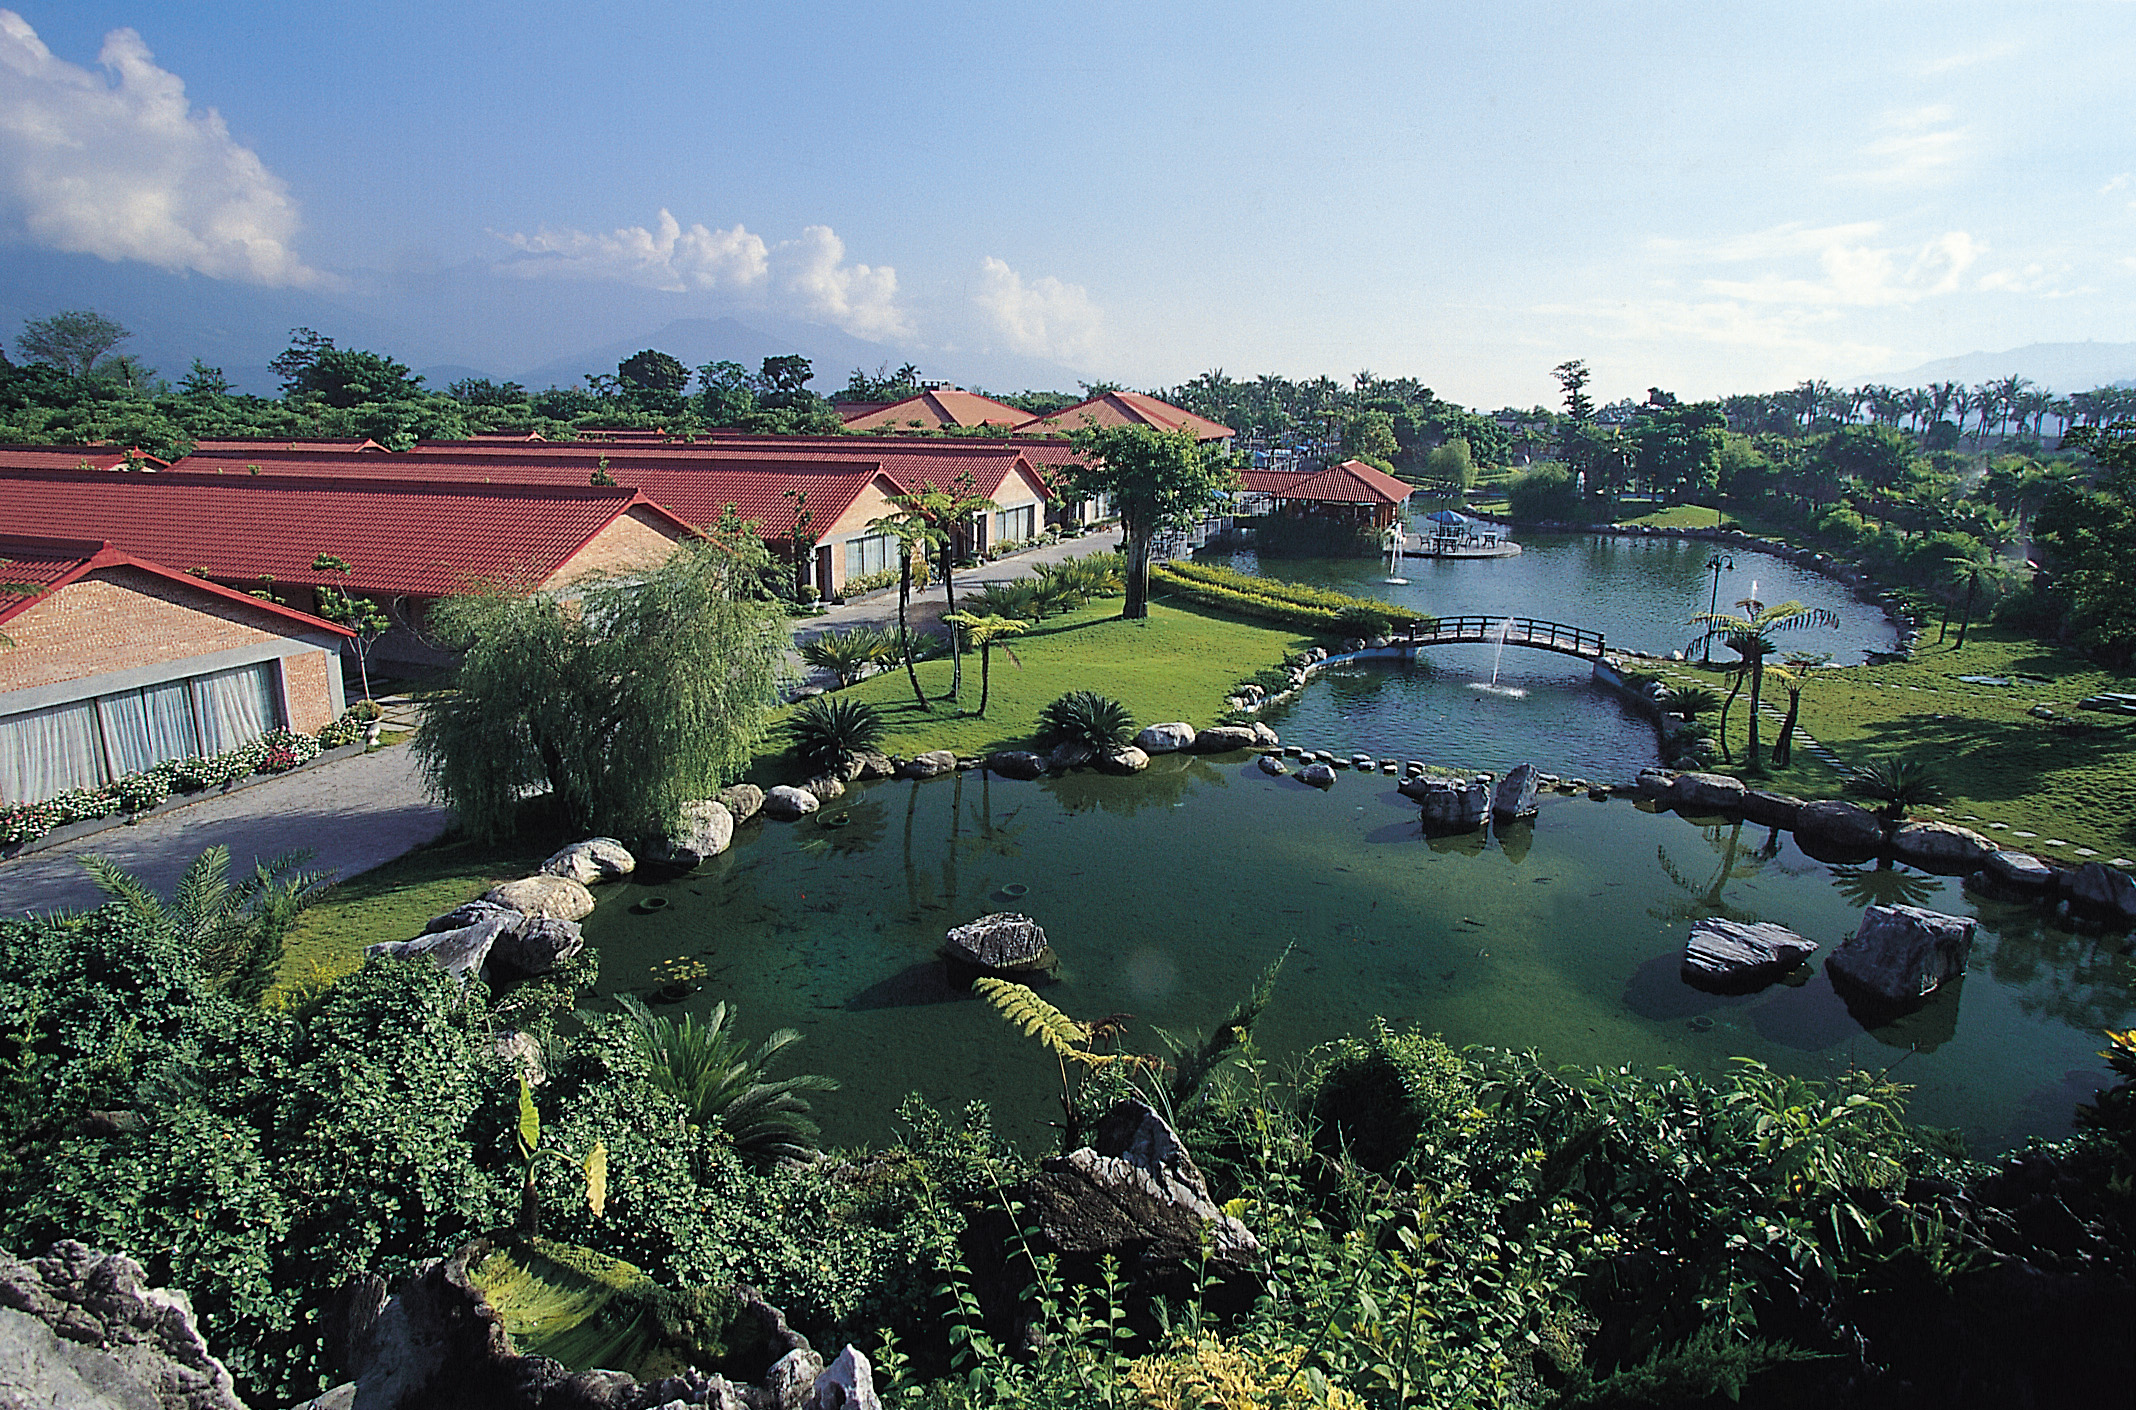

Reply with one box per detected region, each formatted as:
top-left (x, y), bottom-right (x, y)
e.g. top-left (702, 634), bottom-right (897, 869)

top-left (2, 1), bottom-right (2131, 406)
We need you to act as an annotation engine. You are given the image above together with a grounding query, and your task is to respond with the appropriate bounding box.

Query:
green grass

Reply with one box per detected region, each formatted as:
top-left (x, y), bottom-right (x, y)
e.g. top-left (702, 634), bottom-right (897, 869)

top-left (1615, 502), bottom-right (1739, 530)
top-left (1647, 625), bottom-right (2136, 860)
top-left (268, 828), bottom-right (547, 1007)
top-left (761, 595), bottom-right (1312, 771)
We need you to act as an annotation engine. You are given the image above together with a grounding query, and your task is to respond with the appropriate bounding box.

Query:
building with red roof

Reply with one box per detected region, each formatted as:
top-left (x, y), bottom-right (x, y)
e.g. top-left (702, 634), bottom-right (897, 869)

top-left (1014, 390), bottom-right (1234, 443)
top-left (839, 389), bottom-right (1033, 432)
top-left (0, 537), bottom-right (353, 806)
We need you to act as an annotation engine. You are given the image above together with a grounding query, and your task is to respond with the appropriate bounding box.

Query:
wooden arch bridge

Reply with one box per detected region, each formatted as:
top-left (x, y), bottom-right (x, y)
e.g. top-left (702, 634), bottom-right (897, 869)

top-left (1392, 615), bottom-right (1608, 661)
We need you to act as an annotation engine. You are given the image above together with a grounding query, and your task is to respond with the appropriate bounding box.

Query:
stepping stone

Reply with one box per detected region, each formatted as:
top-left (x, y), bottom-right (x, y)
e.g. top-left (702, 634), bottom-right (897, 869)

top-left (2076, 847), bottom-right (2099, 857)
top-left (2043, 839), bottom-right (2068, 847)
top-left (2014, 830), bottom-right (2037, 838)
top-left (2112, 859), bottom-right (2133, 868)
top-left (1988, 822), bottom-right (2006, 829)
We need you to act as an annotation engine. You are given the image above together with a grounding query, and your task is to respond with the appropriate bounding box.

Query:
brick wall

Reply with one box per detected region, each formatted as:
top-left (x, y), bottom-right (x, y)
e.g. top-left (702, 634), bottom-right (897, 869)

top-left (277, 648), bottom-right (339, 732)
top-left (544, 505), bottom-right (686, 588)
top-left (0, 567), bottom-right (328, 694)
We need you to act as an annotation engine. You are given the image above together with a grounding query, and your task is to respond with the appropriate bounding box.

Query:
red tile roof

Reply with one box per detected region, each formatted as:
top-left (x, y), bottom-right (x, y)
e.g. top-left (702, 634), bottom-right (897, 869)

top-left (0, 445), bottom-right (171, 472)
top-left (1261, 460), bottom-right (1414, 506)
top-left (0, 535), bottom-right (352, 636)
top-left (188, 438), bottom-right (386, 454)
top-left (1015, 391), bottom-right (1233, 441)
top-left (1237, 467), bottom-right (1323, 495)
top-left (840, 390), bottom-right (1033, 430)
top-left (0, 470), bottom-right (693, 598)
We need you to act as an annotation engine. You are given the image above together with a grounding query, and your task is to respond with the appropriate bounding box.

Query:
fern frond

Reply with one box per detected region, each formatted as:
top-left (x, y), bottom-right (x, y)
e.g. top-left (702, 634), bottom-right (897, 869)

top-left (78, 853), bottom-right (166, 922)
top-left (973, 977), bottom-right (1091, 1057)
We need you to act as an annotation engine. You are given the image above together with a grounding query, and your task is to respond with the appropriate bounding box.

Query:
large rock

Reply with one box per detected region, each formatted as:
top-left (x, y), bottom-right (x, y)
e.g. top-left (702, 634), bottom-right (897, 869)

top-left (1827, 904), bottom-right (1977, 1005)
top-left (812, 1345), bottom-right (881, 1410)
top-left (1492, 763), bottom-right (1540, 820)
top-left (1023, 1102), bottom-right (1258, 1273)
top-left (1418, 780), bottom-right (1490, 831)
top-left (1191, 725), bottom-right (1259, 753)
top-left (1250, 722), bottom-right (1280, 747)
top-left (899, 749), bottom-right (958, 780)
top-left (483, 875), bottom-right (597, 922)
top-left (1299, 762), bottom-right (1336, 787)
top-left (1134, 722), bottom-right (1197, 754)
top-left (985, 750), bottom-right (1046, 780)
top-left (942, 912), bottom-right (1055, 973)
top-left (1739, 790), bottom-right (1805, 829)
top-left (1665, 771), bottom-right (1748, 813)
top-left (1634, 768), bottom-right (1676, 799)
top-left (802, 774), bottom-right (846, 803)
top-left (0, 1241), bottom-right (245, 1410)
top-left (1889, 821), bottom-right (1995, 874)
top-left (1682, 918), bottom-right (1819, 993)
top-left (660, 801), bottom-right (735, 866)
top-left (1047, 739), bottom-right (1095, 771)
top-left (1985, 848), bottom-right (2056, 889)
top-left (1794, 799), bottom-right (1885, 856)
top-left (838, 751), bottom-right (895, 782)
top-left (538, 837), bottom-right (635, 885)
top-left (1095, 744), bottom-right (1149, 774)
top-left (2069, 861), bottom-right (2136, 923)
top-left (762, 785), bottom-right (821, 821)
top-left (1257, 754), bottom-right (1288, 776)
top-left (718, 783), bottom-right (765, 825)
top-left (401, 900), bottom-right (584, 979)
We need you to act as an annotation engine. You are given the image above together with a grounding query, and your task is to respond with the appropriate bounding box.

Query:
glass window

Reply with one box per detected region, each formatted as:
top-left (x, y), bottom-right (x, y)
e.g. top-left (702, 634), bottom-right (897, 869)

top-left (0, 699), bottom-right (106, 804)
top-left (994, 505), bottom-right (1035, 542)
top-left (193, 662), bottom-right (280, 754)
top-left (844, 533), bottom-right (896, 580)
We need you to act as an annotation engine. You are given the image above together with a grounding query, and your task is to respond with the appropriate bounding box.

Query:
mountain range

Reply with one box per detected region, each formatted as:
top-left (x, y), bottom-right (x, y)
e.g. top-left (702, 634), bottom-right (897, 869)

top-left (1886, 342), bottom-right (2136, 393)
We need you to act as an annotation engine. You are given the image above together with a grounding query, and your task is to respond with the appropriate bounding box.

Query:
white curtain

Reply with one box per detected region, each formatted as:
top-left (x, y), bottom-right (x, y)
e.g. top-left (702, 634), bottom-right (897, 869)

top-left (194, 663), bottom-right (279, 754)
top-left (0, 699), bottom-right (106, 804)
top-left (94, 679), bottom-right (200, 778)
top-left (143, 679), bottom-right (199, 763)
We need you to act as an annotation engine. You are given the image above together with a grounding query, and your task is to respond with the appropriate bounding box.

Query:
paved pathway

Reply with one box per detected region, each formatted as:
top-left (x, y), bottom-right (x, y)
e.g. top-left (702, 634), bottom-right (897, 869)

top-left (0, 744), bottom-right (452, 917)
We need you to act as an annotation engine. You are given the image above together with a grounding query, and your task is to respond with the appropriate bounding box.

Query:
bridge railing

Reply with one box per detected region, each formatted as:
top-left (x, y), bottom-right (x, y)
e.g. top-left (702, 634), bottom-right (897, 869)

top-left (1402, 615), bottom-right (1606, 657)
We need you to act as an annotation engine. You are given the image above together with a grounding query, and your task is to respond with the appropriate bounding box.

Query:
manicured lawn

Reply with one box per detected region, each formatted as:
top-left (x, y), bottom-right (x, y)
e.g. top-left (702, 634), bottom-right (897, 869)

top-left (1648, 626), bottom-right (2136, 860)
top-left (761, 595), bottom-right (1312, 772)
top-left (267, 829), bottom-right (547, 1007)
top-left (1615, 503), bottom-right (1738, 530)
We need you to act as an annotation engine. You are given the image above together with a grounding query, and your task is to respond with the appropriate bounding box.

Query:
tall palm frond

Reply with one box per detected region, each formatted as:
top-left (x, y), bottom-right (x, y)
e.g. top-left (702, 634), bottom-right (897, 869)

top-left (617, 995), bottom-right (837, 1167)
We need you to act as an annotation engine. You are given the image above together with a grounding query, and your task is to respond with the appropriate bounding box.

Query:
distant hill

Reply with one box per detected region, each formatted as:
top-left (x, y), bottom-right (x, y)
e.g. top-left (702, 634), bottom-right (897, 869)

top-left (1888, 342), bottom-right (2136, 393)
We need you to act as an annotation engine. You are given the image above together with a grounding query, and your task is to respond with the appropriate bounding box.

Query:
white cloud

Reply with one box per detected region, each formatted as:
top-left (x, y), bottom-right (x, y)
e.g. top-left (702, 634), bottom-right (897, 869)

top-left (497, 210), bottom-right (910, 341)
top-left (2099, 173), bottom-right (2130, 195)
top-left (1651, 222), bottom-right (1979, 308)
top-left (1845, 105), bottom-right (1969, 188)
top-left (0, 10), bottom-right (321, 286)
top-left (973, 256), bottom-right (1101, 361)
top-left (1913, 41), bottom-right (2022, 77)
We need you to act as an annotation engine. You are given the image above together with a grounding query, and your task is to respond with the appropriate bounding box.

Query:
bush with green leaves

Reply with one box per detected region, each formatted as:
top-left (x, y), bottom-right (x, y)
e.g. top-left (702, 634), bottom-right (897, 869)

top-left (787, 695), bottom-right (888, 776)
top-left (616, 996), bottom-right (837, 1168)
top-left (800, 625), bottom-right (898, 687)
top-left (1149, 561), bottom-right (1425, 637)
top-left (1034, 690), bottom-right (1135, 750)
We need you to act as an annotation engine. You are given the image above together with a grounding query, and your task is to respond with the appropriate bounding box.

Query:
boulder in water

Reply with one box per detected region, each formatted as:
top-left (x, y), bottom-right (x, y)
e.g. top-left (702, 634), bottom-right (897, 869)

top-left (942, 912), bottom-right (1056, 974)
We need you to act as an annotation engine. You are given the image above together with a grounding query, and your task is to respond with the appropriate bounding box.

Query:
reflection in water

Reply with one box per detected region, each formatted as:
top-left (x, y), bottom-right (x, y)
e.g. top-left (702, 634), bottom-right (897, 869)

top-left (1828, 861), bottom-right (1945, 910)
top-left (1651, 820), bottom-right (1786, 926)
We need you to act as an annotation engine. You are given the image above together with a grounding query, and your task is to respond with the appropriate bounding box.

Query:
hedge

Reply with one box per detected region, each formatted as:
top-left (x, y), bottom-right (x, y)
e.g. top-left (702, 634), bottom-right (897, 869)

top-left (1151, 562), bottom-right (1431, 635)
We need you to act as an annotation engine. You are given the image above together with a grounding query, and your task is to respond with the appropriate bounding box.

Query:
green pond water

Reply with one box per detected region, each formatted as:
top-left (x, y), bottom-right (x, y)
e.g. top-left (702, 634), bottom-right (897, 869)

top-left (584, 532), bottom-right (2126, 1155)
top-left (586, 758), bottom-right (2134, 1156)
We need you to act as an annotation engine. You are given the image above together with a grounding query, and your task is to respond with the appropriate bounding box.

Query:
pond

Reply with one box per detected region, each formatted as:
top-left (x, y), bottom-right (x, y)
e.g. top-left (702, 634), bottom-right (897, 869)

top-left (585, 760), bottom-right (2132, 1157)
top-left (582, 531), bottom-right (2122, 1158)
top-left (1202, 530), bottom-right (1901, 783)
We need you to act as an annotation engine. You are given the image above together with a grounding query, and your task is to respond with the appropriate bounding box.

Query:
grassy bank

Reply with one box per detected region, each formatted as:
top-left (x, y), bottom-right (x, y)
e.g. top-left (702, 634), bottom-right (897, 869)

top-left (761, 594), bottom-right (1312, 770)
top-left (1647, 625), bottom-right (2136, 859)
top-left (1615, 502), bottom-right (1740, 530)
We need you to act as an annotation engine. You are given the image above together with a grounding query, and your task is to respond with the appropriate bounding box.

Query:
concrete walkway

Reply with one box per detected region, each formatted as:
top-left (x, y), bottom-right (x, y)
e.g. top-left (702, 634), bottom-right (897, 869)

top-left (0, 744), bottom-right (452, 917)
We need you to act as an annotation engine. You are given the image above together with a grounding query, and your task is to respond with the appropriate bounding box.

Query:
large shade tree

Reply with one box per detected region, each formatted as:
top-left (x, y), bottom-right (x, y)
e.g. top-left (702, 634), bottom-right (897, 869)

top-left (1066, 424), bottom-right (1239, 619)
top-left (414, 527), bottom-right (787, 841)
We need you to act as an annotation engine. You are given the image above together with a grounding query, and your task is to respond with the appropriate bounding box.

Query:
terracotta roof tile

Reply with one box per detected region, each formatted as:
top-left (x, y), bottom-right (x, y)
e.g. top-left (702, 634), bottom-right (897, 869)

top-left (0, 534), bottom-right (352, 636)
top-left (1016, 391), bottom-right (1233, 441)
top-left (841, 390), bottom-right (1033, 430)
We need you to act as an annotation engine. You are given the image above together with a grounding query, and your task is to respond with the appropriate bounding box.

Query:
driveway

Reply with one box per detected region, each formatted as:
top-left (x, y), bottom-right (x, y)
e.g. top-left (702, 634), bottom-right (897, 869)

top-left (0, 743), bottom-right (452, 917)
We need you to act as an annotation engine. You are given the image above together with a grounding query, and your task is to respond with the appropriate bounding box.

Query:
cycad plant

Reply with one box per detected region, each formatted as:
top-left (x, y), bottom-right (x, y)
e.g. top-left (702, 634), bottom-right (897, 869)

top-left (1845, 754), bottom-right (1949, 826)
top-left (79, 844), bottom-right (330, 998)
top-left (1035, 690), bottom-right (1134, 750)
top-left (1662, 685), bottom-right (1721, 722)
top-left (787, 695), bottom-right (886, 777)
top-left (616, 995), bottom-right (837, 1168)
top-left (798, 625), bottom-right (895, 686)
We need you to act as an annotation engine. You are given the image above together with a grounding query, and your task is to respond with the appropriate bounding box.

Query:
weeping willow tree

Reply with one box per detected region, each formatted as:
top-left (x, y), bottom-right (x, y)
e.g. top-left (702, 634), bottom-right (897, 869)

top-left (415, 529), bottom-right (788, 841)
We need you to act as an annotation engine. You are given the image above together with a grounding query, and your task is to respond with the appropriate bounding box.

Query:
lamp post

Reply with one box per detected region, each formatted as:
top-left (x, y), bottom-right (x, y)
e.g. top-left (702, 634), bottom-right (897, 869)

top-left (1702, 554), bottom-right (1734, 665)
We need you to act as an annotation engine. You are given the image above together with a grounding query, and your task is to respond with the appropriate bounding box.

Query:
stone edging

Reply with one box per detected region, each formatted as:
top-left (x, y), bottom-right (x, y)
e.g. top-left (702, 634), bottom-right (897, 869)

top-left (0, 743), bottom-right (372, 862)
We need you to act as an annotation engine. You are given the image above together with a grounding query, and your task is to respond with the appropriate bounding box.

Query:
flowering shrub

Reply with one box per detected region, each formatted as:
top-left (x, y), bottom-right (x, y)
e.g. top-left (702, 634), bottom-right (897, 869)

top-left (0, 717), bottom-right (355, 848)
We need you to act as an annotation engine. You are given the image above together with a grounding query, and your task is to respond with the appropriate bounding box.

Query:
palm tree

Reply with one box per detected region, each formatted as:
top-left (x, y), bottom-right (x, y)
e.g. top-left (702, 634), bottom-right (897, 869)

top-left (941, 612), bottom-right (1027, 717)
top-left (616, 996), bottom-right (837, 1168)
top-left (1688, 596), bottom-right (1840, 772)
top-left (1845, 754), bottom-right (1949, 827)
top-left (1767, 651), bottom-right (1828, 768)
top-left (867, 506), bottom-right (942, 709)
top-left (1949, 558), bottom-right (2008, 649)
top-left (80, 844), bottom-right (329, 995)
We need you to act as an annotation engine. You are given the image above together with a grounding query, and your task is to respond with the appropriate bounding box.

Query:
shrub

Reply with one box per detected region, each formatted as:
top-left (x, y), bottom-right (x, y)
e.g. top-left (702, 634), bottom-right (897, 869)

top-left (1332, 603), bottom-right (1391, 640)
top-left (799, 626), bottom-right (896, 687)
top-left (1505, 462), bottom-right (1582, 522)
top-left (1034, 690), bottom-right (1135, 749)
top-left (787, 695), bottom-right (887, 776)
top-left (1302, 1019), bottom-right (1474, 1173)
top-left (1149, 562), bottom-right (1427, 637)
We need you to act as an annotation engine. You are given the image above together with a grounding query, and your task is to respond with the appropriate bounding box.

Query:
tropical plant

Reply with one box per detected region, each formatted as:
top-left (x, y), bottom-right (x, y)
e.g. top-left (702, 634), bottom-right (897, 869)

top-left (866, 503), bottom-right (941, 708)
top-left (941, 612), bottom-right (1027, 717)
top-left (971, 977), bottom-right (1153, 1151)
top-left (1688, 595), bottom-right (1840, 770)
top-left (1333, 602), bottom-right (1392, 641)
top-left (310, 554), bottom-right (390, 701)
top-left (965, 579), bottom-right (1044, 622)
top-left (616, 995), bottom-right (837, 1167)
top-left (1947, 558), bottom-right (2008, 650)
top-left (798, 625), bottom-right (896, 687)
top-left (78, 844), bottom-right (330, 998)
top-left (1035, 690), bottom-right (1134, 750)
top-left (1845, 754), bottom-right (1949, 825)
top-left (786, 695), bottom-right (887, 777)
top-left (1663, 684), bottom-right (1721, 721)
top-left (511, 1074), bottom-right (607, 1237)
top-left (1767, 652), bottom-right (1828, 768)
top-left (414, 530), bottom-right (787, 841)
